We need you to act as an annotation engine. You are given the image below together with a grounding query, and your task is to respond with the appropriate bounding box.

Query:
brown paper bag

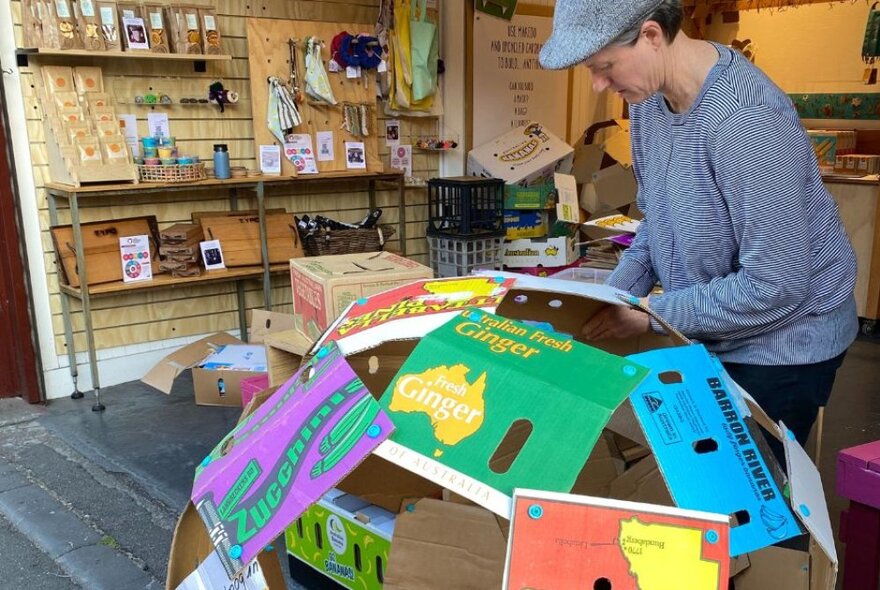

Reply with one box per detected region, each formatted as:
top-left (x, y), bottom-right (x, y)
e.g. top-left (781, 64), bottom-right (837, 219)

top-left (53, 0), bottom-right (83, 49)
top-left (198, 7), bottom-right (221, 55)
top-left (76, 0), bottom-right (106, 50)
top-left (143, 3), bottom-right (170, 53)
top-left (96, 0), bottom-right (121, 50)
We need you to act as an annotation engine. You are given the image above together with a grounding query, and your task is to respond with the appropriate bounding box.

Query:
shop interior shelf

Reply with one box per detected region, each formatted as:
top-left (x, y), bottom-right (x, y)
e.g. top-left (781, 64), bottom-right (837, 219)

top-left (58, 263), bottom-right (290, 299)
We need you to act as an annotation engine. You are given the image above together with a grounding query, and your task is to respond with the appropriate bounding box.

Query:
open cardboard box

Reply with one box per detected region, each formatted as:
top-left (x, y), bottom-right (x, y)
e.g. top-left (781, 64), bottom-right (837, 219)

top-left (169, 274), bottom-right (838, 590)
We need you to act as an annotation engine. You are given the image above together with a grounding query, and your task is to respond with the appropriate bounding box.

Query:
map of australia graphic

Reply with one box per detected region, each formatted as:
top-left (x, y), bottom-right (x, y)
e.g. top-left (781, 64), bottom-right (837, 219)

top-left (389, 364), bottom-right (487, 457)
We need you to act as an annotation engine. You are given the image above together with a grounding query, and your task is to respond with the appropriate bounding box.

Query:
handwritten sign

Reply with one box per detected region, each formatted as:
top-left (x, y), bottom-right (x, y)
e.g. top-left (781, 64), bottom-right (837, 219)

top-left (472, 11), bottom-right (569, 146)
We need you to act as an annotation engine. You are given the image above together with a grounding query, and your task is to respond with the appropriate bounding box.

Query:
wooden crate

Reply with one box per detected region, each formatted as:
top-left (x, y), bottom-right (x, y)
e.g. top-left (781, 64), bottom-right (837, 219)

top-left (50, 216), bottom-right (160, 287)
top-left (199, 212), bottom-right (303, 267)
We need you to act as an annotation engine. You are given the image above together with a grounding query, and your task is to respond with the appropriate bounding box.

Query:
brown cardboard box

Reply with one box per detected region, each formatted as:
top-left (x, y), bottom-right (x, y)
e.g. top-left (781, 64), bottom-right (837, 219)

top-left (141, 332), bottom-right (241, 395)
top-left (289, 252), bottom-right (434, 340)
top-left (263, 328), bottom-right (314, 387)
top-left (160, 223), bottom-right (203, 243)
top-left (51, 216), bottom-right (159, 287)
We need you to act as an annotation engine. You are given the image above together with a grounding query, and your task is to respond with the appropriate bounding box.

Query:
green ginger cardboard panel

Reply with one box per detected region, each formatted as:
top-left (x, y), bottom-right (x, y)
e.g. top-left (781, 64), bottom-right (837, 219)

top-left (374, 309), bottom-right (650, 517)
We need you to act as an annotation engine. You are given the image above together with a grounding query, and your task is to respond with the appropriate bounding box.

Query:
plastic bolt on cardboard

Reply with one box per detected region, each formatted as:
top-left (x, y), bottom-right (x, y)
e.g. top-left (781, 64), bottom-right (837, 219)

top-left (367, 425), bottom-right (382, 438)
top-left (706, 530), bottom-right (719, 544)
top-left (528, 504), bottom-right (543, 519)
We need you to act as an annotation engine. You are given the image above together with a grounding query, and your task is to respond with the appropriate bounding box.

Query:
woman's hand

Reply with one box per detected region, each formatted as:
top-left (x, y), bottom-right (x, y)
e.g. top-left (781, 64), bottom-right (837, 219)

top-left (582, 303), bottom-right (651, 341)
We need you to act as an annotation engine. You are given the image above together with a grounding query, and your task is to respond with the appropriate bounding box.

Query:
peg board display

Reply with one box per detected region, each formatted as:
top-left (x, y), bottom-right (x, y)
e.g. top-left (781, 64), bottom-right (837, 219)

top-left (10, 0), bottom-right (439, 361)
top-left (246, 17), bottom-right (383, 176)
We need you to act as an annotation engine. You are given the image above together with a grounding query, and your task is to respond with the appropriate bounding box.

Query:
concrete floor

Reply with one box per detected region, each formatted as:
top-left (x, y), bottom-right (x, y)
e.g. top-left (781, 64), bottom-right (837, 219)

top-left (22, 337), bottom-right (880, 588)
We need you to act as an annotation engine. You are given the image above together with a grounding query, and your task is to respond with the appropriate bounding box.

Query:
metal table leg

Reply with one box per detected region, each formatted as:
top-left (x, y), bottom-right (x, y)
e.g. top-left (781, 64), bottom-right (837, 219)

top-left (48, 189), bottom-right (83, 400)
top-left (69, 193), bottom-right (104, 412)
top-left (397, 176), bottom-right (407, 256)
top-left (257, 181), bottom-right (271, 310)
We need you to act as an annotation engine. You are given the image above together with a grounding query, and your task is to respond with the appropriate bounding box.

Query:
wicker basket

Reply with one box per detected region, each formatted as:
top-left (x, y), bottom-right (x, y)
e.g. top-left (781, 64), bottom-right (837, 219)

top-left (300, 224), bottom-right (396, 256)
top-left (137, 162), bottom-right (207, 183)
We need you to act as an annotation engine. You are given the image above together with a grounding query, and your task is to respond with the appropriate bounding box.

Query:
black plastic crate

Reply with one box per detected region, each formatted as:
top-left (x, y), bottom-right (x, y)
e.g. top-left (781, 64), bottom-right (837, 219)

top-left (427, 176), bottom-right (504, 237)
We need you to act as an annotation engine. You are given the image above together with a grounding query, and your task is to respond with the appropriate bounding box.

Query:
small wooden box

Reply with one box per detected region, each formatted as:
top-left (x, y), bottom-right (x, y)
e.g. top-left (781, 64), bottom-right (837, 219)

top-left (199, 212), bottom-right (304, 267)
top-left (51, 216), bottom-right (159, 287)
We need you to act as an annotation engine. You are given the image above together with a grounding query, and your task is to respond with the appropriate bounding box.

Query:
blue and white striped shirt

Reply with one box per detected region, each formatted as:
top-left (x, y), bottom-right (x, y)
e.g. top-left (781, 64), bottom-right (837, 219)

top-left (607, 43), bottom-right (858, 365)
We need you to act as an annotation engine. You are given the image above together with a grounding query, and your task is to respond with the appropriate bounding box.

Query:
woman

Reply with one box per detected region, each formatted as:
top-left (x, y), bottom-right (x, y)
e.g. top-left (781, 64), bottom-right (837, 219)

top-left (539, 0), bottom-right (858, 461)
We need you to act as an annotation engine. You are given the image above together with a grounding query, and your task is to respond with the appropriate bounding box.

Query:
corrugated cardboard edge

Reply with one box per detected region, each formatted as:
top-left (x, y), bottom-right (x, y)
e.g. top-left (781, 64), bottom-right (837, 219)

top-left (250, 310), bottom-right (298, 344)
top-left (142, 332), bottom-right (242, 394)
top-left (165, 502), bottom-right (286, 590)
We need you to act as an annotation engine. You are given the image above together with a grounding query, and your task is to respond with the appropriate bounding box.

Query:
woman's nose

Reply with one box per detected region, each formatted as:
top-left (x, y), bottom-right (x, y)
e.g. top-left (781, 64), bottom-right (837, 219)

top-left (591, 74), bottom-right (611, 93)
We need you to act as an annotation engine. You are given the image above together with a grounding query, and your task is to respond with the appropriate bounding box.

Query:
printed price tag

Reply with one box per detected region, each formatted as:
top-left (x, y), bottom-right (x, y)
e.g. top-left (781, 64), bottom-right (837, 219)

top-left (100, 6), bottom-right (114, 24)
top-left (80, 0), bottom-right (96, 17)
top-left (55, 0), bottom-right (71, 18)
top-left (346, 66), bottom-right (361, 79)
top-left (150, 12), bottom-right (163, 29)
top-left (205, 15), bottom-right (216, 30)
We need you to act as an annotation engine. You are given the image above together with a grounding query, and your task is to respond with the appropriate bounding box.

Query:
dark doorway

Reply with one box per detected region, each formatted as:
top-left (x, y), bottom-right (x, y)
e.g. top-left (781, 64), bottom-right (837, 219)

top-left (0, 73), bottom-right (42, 402)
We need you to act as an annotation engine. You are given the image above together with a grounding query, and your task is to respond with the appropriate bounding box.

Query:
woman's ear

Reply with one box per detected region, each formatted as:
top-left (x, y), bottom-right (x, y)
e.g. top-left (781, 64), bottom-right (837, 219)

top-left (641, 21), bottom-right (666, 50)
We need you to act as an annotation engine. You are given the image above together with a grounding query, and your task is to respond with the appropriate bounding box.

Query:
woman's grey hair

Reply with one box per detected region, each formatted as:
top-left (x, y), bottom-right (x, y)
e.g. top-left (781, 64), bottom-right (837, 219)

top-left (611, 0), bottom-right (683, 47)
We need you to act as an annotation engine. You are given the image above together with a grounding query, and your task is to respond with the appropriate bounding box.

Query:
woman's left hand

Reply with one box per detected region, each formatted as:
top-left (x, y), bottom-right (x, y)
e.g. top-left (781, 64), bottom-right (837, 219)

top-left (582, 303), bottom-right (651, 341)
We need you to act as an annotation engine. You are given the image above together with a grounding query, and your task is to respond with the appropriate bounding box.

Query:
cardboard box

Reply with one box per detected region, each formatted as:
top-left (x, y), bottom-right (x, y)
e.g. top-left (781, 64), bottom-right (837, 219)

top-left (142, 332), bottom-right (242, 395)
top-left (200, 212), bottom-right (304, 267)
top-left (503, 181), bottom-right (556, 210)
top-left (503, 210), bottom-right (548, 239)
top-left (468, 122), bottom-right (574, 188)
top-left (290, 252), bottom-right (434, 341)
top-left (581, 163), bottom-right (638, 214)
top-left (264, 329), bottom-right (314, 387)
top-left (51, 216), bottom-right (159, 287)
top-left (508, 257), bottom-right (585, 278)
top-left (191, 344), bottom-right (267, 407)
top-left (502, 236), bottom-right (578, 268)
top-left (190, 342), bottom-right (394, 577)
top-left (285, 488), bottom-right (394, 590)
top-left (160, 223), bottom-right (203, 243)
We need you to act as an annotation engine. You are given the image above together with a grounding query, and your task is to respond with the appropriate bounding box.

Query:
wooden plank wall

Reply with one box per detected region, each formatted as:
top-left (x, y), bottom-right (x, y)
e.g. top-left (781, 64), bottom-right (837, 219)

top-left (10, 0), bottom-right (439, 355)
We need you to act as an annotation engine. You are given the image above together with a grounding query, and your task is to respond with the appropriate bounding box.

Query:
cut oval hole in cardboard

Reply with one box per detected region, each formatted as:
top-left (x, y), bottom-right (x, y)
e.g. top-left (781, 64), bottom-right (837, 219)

top-left (376, 556), bottom-right (384, 583)
top-left (295, 517), bottom-right (304, 538)
top-left (368, 356), bottom-right (380, 375)
top-left (354, 543), bottom-right (362, 571)
top-left (219, 436), bottom-right (235, 457)
top-left (299, 366), bottom-right (316, 384)
top-left (693, 438), bottom-right (719, 454)
top-left (594, 578), bottom-right (613, 590)
top-left (659, 371), bottom-right (683, 384)
top-left (314, 522), bottom-right (323, 549)
top-left (548, 299), bottom-right (563, 309)
top-left (514, 294), bottom-right (528, 304)
top-left (489, 419), bottom-right (533, 474)
top-left (730, 510), bottom-right (751, 527)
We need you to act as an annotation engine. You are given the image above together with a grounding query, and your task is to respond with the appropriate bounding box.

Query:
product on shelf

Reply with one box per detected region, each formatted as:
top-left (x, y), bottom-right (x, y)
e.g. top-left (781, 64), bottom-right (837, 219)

top-left (53, 0), bottom-right (85, 50)
top-left (74, 66), bottom-right (105, 94)
top-left (96, 0), bottom-right (122, 50)
top-left (143, 3), bottom-right (170, 53)
top-left (199, 6), bottom-right (222, 55)
top-left (181, 5), bottom-right (203, 54)
top-left (77, 0), bottom-right (107, 51)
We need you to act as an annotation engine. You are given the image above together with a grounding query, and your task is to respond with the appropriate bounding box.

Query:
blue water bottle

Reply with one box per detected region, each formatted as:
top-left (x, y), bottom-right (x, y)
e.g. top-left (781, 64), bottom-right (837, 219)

top-left (213, 144), bottom-right (230, 179)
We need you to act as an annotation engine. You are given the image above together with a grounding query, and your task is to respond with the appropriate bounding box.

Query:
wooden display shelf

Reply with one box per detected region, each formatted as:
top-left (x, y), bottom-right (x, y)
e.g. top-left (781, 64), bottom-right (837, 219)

top-left (16, 47), bottom-right (232, 69)
top-left (822, 174), bottom-right (880, 187)
top-left (59, 263), bottom-right (290, 299)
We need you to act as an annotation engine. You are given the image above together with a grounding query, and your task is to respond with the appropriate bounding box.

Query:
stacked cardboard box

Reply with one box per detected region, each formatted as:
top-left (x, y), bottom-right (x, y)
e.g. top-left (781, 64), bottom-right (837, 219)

top-left (158, 223), bottom-right (203, 277)
top-left (466, 121), bottom-right (580, 273)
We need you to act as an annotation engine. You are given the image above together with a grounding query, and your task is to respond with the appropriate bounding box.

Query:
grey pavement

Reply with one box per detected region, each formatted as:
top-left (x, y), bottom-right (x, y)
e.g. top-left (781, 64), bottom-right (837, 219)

top-left (0, 510), bottom-right (81, 589)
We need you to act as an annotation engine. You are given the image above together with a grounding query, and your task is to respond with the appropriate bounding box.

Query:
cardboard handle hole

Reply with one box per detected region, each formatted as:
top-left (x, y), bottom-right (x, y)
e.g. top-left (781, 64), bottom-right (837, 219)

top-left (730, 510), bottom-right (751, 527)
top-left (295, 518), bottom-right (304, 538)
top-left (548, 299), bottom-right (563, 309)
top-left (354, 543), bottom-right (363, 571)
top-left (594, 578), bottom-right (613, 590)
top-left (513, 294), bottom-right (528, 304)
top-left (659, 371), bottom-right (683, 384)
top-left (299, 366), bottom-right (316, 384)
top-left (368, 355), bottom-right (380, 375)
top-left (376, 556), bottom-right (385, 583)
top-left (489, 419), bottom-right (533, 474)
top-left (693, 438), bottom-right (719, 454)
top-left (219, 437), bottom-right (234, 457)
top-left (314, 522), bottom-right (323, 549)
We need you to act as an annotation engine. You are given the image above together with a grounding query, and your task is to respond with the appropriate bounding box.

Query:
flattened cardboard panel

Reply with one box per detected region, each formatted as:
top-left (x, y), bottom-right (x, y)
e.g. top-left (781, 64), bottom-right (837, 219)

top-left (592, 163), bottom-right (638, 211)
top-left (190, 344), bottom-right (393, 577)
top-left (606, 456), bottom-right (673, 507)
top-left (628, 345), bottom-right (801, 556)
top-left (249, 310), bottom-right (298, 343)
top-left (376, 310), bottom-right (649, 516)
top-left (383, 499), bottom-right (506, 590)
top-left (319, 276), bottom-right (515, 356)
top-left (505, 490), bottom-right (730, 590)
top-left (733, 545), bottom-right (809, 590)
top-left (569, 431), bottom-right (625, 497)
top-left (336, 454), bottom-right (444, 514)
top-left (781, 422), bottom-right (837, 568)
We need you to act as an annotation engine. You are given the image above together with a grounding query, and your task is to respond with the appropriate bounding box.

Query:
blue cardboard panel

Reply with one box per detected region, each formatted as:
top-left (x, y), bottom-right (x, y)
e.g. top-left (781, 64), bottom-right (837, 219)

top-left (628, 345), bottom-right (801, 556)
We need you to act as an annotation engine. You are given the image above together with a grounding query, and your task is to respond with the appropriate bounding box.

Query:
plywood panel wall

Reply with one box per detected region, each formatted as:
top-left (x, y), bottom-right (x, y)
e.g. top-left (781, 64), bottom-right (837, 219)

top-left (12, 0), bottom-right (437, 357)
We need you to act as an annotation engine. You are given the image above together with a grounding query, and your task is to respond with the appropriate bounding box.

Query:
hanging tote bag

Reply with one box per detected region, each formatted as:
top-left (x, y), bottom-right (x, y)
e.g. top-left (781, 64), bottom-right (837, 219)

top-left (409, 0), bottom-right (438, 101)
top-left (304, 37), bottom-right (337, 104)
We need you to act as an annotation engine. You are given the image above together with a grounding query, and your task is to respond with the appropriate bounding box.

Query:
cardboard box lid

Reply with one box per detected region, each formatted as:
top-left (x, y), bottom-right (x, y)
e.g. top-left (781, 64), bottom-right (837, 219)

top-left (837, 439), bottom-right (880, 469)
top-left (290, 251), bottom-right (429, 281)
top-left (263, 328), bottom-right (314, 356)
top-left (628, 345), bottom-right (802, 556)
top-left (142, 332), bottom-right (242, 394)
top-left (315, 276), bottom-right (517, 356)
top-left (165, 502), bottom-right (285, 590)
top-left (190, 342), bottom-right (394, 578)
top-left (383, 499), bottom-right (507, 590)
top-left (374, 309), bottom-right (650, 517)
top-left (504, 489), bottom-right (730, 589)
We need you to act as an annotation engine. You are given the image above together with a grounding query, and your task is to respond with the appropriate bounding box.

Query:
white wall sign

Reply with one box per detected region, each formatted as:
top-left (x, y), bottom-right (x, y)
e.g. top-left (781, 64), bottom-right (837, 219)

top-left (472, 11), bottom-right (569, 147)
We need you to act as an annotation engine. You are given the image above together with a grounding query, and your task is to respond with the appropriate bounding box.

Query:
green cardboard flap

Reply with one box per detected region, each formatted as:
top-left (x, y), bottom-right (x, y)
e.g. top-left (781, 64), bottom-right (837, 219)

top-left (374, 309), bottom-right (650, 517)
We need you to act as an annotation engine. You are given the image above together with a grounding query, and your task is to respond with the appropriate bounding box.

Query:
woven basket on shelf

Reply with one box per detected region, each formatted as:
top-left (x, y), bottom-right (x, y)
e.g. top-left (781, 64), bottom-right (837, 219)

top-left (137, 162), bottom-right (207, 183)
top-left (300, 224), bottom-right (396, 256)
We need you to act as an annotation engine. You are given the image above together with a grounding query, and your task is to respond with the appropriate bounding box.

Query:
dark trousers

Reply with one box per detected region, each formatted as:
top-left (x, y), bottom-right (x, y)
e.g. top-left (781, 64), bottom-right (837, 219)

top-left (722, 352), bottom-right (846, 466)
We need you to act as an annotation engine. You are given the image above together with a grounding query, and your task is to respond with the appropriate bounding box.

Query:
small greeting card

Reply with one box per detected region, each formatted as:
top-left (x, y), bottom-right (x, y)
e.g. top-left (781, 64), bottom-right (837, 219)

top-left (120, 235), bottom-right (153, 283)
top-left (283, 134), bottom-right (318, 174)
top-left (345, 141), bottom-right (367, 170)
top-left (200, 240), bottom-right (226, 271)
top-left (259, 145), bottom-right (281, 175)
